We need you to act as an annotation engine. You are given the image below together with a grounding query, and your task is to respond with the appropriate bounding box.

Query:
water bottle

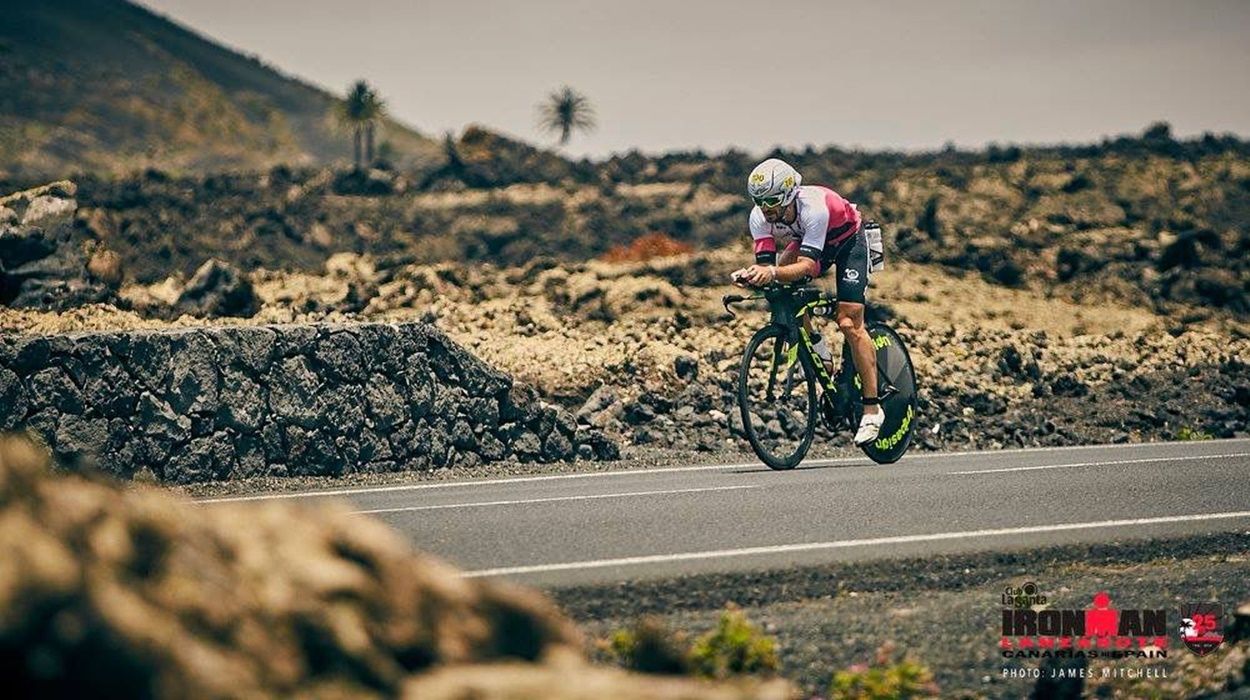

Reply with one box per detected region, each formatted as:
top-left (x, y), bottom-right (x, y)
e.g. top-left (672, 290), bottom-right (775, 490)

top-left (810, 332), bottom-right (834, 369)
top-left (865, 222), bottom-right (885, 273)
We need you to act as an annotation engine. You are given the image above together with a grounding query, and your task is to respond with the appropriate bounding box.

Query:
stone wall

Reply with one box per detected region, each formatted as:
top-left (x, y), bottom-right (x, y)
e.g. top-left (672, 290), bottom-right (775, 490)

top-left (0, 321), bottom-right (617, 483)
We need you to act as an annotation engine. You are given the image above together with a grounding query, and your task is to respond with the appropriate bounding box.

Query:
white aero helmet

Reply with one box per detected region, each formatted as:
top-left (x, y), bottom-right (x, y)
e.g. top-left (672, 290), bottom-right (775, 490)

top-left (747, 158), bottom-right (802, 208)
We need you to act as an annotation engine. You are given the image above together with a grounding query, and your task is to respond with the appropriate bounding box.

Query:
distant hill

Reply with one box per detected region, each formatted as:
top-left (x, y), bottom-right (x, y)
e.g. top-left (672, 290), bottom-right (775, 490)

top-left (0, 0), bottom-right (439, 178)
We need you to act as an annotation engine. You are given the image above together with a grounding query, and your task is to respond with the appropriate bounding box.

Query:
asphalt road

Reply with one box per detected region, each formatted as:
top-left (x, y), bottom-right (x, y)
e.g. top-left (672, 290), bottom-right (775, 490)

top-left (201, 439), bottom-right (1250, 587)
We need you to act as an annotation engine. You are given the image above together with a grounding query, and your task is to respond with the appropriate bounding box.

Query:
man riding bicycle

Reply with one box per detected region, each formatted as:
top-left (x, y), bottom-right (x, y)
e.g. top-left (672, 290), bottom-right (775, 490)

top-left (731, 158), bottom-right (884, 445)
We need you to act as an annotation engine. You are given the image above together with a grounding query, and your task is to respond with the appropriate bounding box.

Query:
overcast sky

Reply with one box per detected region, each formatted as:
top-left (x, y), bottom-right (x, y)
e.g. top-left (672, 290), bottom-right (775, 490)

top-left (135, 0), bottom-right (1250, 158)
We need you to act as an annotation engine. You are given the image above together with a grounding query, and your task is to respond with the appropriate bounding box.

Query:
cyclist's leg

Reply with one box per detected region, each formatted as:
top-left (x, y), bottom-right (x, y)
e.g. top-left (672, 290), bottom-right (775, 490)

top-left (792, 245), bottom-right (834, 369)
top-left (784, 241), bottom-right (816, 333)
top-left (830, 230), bottom-right (879, 413)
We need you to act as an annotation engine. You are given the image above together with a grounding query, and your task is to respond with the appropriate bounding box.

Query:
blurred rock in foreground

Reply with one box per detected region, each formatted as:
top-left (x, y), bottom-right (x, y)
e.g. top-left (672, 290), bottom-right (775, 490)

top-left (0, 434), bottom-right (794, 699)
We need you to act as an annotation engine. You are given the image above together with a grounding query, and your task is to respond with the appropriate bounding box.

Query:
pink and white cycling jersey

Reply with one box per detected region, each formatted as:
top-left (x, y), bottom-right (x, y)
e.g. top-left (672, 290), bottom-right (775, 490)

top-left (749, 185), bottom-right (861, 269)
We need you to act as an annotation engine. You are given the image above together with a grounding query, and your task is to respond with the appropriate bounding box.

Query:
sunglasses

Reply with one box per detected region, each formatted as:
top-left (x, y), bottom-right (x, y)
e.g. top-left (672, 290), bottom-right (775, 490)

top-left (753, 194), bottom-right (786, 208)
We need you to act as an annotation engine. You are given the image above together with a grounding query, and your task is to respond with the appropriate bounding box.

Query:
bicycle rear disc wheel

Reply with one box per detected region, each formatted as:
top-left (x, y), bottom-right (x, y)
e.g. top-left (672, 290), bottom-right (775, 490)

top-left (737, 325), bottom-right (818, 470)
top-left (844, 323), bottom-right (919, 464)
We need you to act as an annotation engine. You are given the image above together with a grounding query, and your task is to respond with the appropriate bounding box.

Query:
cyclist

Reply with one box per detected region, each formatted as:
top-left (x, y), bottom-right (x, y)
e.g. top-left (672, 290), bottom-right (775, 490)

top-left (730, 158), bottom-right (884, 445)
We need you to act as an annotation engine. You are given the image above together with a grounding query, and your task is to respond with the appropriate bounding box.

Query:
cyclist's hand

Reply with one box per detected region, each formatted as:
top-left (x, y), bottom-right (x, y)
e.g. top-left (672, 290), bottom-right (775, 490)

top-left (741, 264), bottom-right (775, 287)
top-left (731, 268), bottom-right (750, 287)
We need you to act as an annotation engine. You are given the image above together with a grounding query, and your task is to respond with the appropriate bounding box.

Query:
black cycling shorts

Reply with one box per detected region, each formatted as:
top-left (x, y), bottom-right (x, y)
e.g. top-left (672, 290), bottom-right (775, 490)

top-left (803, 227), bottom-right (869, 305)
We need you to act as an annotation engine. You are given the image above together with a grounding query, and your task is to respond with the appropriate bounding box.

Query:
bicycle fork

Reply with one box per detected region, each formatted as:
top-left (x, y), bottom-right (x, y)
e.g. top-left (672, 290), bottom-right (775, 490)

top-left (767, 336), bottom-right (801, 401)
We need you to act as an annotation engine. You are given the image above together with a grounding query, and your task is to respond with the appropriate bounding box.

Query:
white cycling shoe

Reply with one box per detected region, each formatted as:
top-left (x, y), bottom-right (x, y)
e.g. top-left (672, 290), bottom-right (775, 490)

top-left (854, 409), bottom-right (886, 446)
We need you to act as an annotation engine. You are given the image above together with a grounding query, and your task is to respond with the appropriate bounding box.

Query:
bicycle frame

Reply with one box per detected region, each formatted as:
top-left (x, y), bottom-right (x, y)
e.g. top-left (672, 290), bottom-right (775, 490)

top-left (725, 284), bottom-right (844, 394)
top-left (794, 296), bottom-right (840, 392)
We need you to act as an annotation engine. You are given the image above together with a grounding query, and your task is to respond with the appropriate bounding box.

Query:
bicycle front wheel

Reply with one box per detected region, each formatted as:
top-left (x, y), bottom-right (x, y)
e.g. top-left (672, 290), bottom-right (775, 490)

top-left (737, 325), bottom-right (818, 470)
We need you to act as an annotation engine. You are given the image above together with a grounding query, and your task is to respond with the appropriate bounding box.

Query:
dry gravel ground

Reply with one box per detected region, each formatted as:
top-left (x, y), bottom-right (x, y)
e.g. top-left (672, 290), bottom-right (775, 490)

top-left (6, 248), bottom-right (1240, 387)
top-left (5, 249), bottom-right (1249, 458)
top-left (560, 532), bottom-right (1250, 699)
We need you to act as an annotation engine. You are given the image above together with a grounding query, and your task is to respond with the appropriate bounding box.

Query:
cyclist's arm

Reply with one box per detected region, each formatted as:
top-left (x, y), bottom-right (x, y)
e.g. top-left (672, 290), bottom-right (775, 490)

top-left (745, 208), bottom-right (817, 284)
top-left (774, 201), bottom-right (831, 282)
top-left (772, 256), bottom-right (819, 283)
top-left (773, 241), bottom-right (818, 281)
top-left (749, 208), bottom-right (776, 264)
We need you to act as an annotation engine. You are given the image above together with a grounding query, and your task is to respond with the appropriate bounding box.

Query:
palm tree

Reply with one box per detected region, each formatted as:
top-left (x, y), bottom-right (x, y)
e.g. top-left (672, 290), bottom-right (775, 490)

top-left (361, 88), bottom-right (386, 164)
top-left (442, 130), bottom-right (462, 171)
top-left (338, 80), bottom-right (387, 168)
top-left (537, 86), bottom-right (595, 146)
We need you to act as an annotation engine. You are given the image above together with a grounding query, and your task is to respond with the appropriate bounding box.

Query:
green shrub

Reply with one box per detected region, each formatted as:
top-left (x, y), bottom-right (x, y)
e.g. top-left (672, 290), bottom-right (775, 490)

top-left (688, 604), bottom-right (779, 679)
top-left (602, 606), bottom-right (779, 679)
top-left (603, 616), bottom-right (690, 675)
top-left (1177, 426), bottom-right (1214, 441)
top-left (830, 643), bottom-right (939, 699)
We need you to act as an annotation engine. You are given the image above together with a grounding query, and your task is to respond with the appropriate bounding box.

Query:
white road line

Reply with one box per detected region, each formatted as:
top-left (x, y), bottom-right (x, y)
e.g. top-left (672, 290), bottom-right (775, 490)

top-left (462, 510), bottom-right (1250, 578)
top-left (354, 484), bottom-right (759, 515)
top-left (195, 438), bottom-right (1250, 504)
top-left (946, 452), bottom-right (1250, 475)
top-left (928, 436), bottom-right (1250, 457)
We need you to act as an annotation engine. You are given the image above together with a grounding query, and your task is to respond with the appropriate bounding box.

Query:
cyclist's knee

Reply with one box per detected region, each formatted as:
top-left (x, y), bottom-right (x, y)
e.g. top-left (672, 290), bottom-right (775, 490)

top-left (835, 303), bottom-right (865, 335)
